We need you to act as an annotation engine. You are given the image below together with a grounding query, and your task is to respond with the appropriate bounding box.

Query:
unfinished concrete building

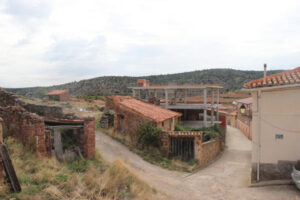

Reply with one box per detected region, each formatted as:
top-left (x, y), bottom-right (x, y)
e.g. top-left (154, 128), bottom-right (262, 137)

top-left (129, 79), bottom-right (223, 129)
top-left (0, 88), bottom-right (95, 161)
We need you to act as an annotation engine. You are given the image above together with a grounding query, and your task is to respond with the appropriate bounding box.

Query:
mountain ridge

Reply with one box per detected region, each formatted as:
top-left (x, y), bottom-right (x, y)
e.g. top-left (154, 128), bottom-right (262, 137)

top-left (6, 68), bottom-right (283, 97)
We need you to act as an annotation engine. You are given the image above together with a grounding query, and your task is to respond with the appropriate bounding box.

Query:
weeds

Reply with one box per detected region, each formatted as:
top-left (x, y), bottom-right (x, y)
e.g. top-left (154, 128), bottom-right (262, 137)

top-left (0, 137), bottom-right (154, 200)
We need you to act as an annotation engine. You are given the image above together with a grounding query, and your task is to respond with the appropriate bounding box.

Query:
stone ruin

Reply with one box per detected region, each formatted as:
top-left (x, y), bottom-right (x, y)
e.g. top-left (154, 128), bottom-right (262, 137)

top-left (0, 88), bottom-right (95, 162)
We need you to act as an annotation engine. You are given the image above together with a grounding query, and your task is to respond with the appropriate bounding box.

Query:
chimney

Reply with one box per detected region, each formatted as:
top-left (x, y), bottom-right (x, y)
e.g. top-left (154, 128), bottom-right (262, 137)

top-left (264, 64), bottom-right (267, 78)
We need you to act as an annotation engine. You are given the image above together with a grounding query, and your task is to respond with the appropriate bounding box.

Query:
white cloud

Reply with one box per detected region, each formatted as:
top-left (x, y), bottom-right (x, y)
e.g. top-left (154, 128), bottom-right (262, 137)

top-left (0, 0), bottom-right (300, 87)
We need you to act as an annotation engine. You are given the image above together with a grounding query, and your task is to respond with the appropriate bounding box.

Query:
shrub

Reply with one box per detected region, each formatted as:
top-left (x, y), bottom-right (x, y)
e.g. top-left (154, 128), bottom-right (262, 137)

top-left (137, 122), bottom-right (162, 148)
top-left (174, 123), bottom-right (192, 131)
top-left (200, 124), bottom-right (221, 142)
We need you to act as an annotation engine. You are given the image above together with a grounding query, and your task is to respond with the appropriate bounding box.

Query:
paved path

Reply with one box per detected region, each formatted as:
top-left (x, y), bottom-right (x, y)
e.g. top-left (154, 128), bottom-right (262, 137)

top-left (96, 126), bottom-right (300, 199)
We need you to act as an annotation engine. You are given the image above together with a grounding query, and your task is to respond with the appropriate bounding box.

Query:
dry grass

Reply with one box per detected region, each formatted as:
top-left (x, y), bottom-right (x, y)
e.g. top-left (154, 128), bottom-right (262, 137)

top-left (0, 137), bottom-right (154, 200)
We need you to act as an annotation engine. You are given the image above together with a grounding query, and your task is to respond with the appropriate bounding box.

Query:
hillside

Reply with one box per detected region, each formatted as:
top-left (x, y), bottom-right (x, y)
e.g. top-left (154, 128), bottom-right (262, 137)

top-left (6, 68), bottom-right (282, 98)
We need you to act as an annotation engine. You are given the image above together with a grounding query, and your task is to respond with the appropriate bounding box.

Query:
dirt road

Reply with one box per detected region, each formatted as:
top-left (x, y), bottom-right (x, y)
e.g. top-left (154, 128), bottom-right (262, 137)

top-left (96, 126), bottom-right (300, 199)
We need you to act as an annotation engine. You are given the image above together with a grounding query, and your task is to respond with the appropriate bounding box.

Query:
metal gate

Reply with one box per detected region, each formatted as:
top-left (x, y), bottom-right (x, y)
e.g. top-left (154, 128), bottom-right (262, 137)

top-left (170, 137), bottom-right (194, 160)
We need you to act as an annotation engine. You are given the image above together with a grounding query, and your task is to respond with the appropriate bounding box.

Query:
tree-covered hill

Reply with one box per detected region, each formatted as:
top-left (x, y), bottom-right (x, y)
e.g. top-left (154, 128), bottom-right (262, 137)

top-left (6, 68), bottom-right (282, 98)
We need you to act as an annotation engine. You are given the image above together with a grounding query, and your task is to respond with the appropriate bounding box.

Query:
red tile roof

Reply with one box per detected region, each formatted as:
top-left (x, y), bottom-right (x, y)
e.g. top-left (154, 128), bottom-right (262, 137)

top-left (111, 96), bottom-right (182, 122)
top-left (93, 100), bottom-right (105, 105)
top-left (245, 67), bottom-right (300, 89)
top-left (46, 90), bottom-right (69, 95)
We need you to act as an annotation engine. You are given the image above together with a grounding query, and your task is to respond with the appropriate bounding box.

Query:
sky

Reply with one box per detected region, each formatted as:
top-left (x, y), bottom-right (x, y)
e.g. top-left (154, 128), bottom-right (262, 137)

top-left (1, 0), bottom-right (300, 88)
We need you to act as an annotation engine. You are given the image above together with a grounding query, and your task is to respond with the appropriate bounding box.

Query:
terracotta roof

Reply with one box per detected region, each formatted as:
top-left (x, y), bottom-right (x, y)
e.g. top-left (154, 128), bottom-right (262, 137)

top-left (93, 100), bottom-right (105, 105)
top-left (46, 90), bottom-right (68, 95)
top-left (245, 67), bottom-right (300, 89)
top-left (236, 97), bottom-right (253, 105)
top-left (168, 131), bottom-right (202, 137)
top-left (111, 96), bottom-right (182, 122)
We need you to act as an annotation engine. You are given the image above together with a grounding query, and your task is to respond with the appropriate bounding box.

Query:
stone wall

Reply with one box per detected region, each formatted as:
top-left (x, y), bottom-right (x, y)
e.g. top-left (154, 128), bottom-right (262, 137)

top-left (199, 139), bottom-right (222, 167)
top-left (0, 88), bottom-right (21, 107)
top-left (0, 88), bottom-right (76, 119)
top-left (0, 88), bottom-right (95, 160)
top-left (80, 118), bottom-right (96, 159)
top-left (0, 118), bottom-right (3, 181)
top-left (0, 106), bottom-right (48, 157)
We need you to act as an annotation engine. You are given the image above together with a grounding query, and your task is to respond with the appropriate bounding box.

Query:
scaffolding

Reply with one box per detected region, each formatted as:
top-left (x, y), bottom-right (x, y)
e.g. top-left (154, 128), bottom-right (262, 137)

top-left (129, 84), bottom-right (222, 128)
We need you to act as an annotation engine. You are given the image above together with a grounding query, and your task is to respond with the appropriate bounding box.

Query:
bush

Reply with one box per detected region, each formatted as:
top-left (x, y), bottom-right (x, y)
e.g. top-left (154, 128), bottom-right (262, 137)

top-left (174, 124), bottom-right (192, 131)
top-left (137, 122), bottom-right (162, 148)
top-left (175, 123), bottom-right (221, 142)
top-left (200, 124), bottom-right (221, 142)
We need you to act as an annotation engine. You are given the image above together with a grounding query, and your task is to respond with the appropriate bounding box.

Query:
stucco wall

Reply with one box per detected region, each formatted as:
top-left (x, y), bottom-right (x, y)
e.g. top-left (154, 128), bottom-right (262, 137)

top-left (237, 119), bottom-right (252, 140)
top-left (251, 86), bottom-right (300, 181)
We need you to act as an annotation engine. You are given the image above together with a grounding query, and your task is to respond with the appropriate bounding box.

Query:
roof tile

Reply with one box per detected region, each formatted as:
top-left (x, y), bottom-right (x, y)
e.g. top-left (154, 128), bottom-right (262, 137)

top-left (110, 96), bottom-right (182, 122)
top-left (245, 67), bottom-right (300, 89)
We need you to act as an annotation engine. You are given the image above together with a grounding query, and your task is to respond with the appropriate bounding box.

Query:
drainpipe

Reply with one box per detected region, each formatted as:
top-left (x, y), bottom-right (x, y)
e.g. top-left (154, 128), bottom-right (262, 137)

top-left (257, 89), bottom-right (262, 182)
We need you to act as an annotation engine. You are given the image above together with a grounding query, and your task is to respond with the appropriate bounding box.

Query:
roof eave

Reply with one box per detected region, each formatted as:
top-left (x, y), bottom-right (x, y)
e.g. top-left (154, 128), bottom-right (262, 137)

top-left (243, 83), bottom-right (300, 92)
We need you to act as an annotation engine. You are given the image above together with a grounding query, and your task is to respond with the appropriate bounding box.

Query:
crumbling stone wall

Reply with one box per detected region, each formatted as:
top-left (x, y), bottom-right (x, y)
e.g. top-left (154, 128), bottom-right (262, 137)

top-left (0, 88), bottom-right (21, 107)
top-left (0, 117), bottom-right (3, 181)
top-left (0, 88), bottom-right (76, 119)
top-left (0, 88), bottom-right (95, 160)
top-left (80, 118), bottom-right (95, 159)
top-left (0, 106), bottom-right (48, 157)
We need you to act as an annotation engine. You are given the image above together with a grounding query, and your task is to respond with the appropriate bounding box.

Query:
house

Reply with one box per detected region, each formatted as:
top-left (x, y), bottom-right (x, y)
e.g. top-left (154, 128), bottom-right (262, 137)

top-left (105, 96), bottom-right (182, 135)
top-left (245, 66), bottom-right (300, 182)
top-left (105, 96), bottom-right (225, 163)
top-left (235, 97), bottom-right (253, 140)
top-left (45, 90), bottom-right (70, 101)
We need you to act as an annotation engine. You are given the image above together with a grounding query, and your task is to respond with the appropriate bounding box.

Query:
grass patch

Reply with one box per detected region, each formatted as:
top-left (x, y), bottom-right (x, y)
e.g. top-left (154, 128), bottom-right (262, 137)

top-left (0, 137), bottom-right (154, 200)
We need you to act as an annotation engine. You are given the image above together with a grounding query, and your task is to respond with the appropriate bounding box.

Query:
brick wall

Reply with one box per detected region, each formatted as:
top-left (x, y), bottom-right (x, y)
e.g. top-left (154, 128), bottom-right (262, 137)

top-left (0, 106), bottom-right (48, 157)
top-left (58, 92), bottom-right (70, 101)
top-left (0, 118), bottom-right (3, 181)
top-left (80, 117), bottom-right (95, 159)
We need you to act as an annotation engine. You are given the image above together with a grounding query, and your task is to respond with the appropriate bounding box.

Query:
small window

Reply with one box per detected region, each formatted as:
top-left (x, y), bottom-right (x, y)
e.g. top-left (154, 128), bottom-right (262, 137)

top-left (275, 134), bottom-right (284, 139)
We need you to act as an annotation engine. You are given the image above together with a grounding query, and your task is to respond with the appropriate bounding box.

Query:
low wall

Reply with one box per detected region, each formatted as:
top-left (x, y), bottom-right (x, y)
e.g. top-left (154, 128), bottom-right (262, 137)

top-left (237, 119), bottom-right (252, 140)
top-left (199, 139), bottom-right (222, 167)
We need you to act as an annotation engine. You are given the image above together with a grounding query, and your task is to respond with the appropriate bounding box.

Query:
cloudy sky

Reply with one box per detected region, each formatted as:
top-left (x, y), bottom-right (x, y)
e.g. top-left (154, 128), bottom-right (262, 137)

top-left (1, 0), bottom-right (300, 88)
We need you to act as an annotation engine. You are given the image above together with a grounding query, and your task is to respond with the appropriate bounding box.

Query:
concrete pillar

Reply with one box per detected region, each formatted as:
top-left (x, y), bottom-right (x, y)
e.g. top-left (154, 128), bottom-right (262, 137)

top-left (139, 89), bottom-right (141, 99)
top-left (211, 89), bottom-right (214, 125)
top-left (165, 89), bottom-right (168, 108)
top-left (54, 128), bottom-right (63, 158)
top-left (146, 89), bottom-right (149, 101)
top-left (203, 88), bottom-right (207, 127)
top-left (184, 89), bottom-right (187, 104)
top-left (174, 90), bottom-right (177, 105)
top-left (154, 89), bottom-right (157, 98)
top-left (132, 89), bottom-right (136, 98)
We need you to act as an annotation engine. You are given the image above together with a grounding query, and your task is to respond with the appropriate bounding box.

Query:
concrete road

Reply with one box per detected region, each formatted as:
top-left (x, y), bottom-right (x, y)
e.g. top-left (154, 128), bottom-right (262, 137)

top-left (96, 126), bottom-right (300, 200)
